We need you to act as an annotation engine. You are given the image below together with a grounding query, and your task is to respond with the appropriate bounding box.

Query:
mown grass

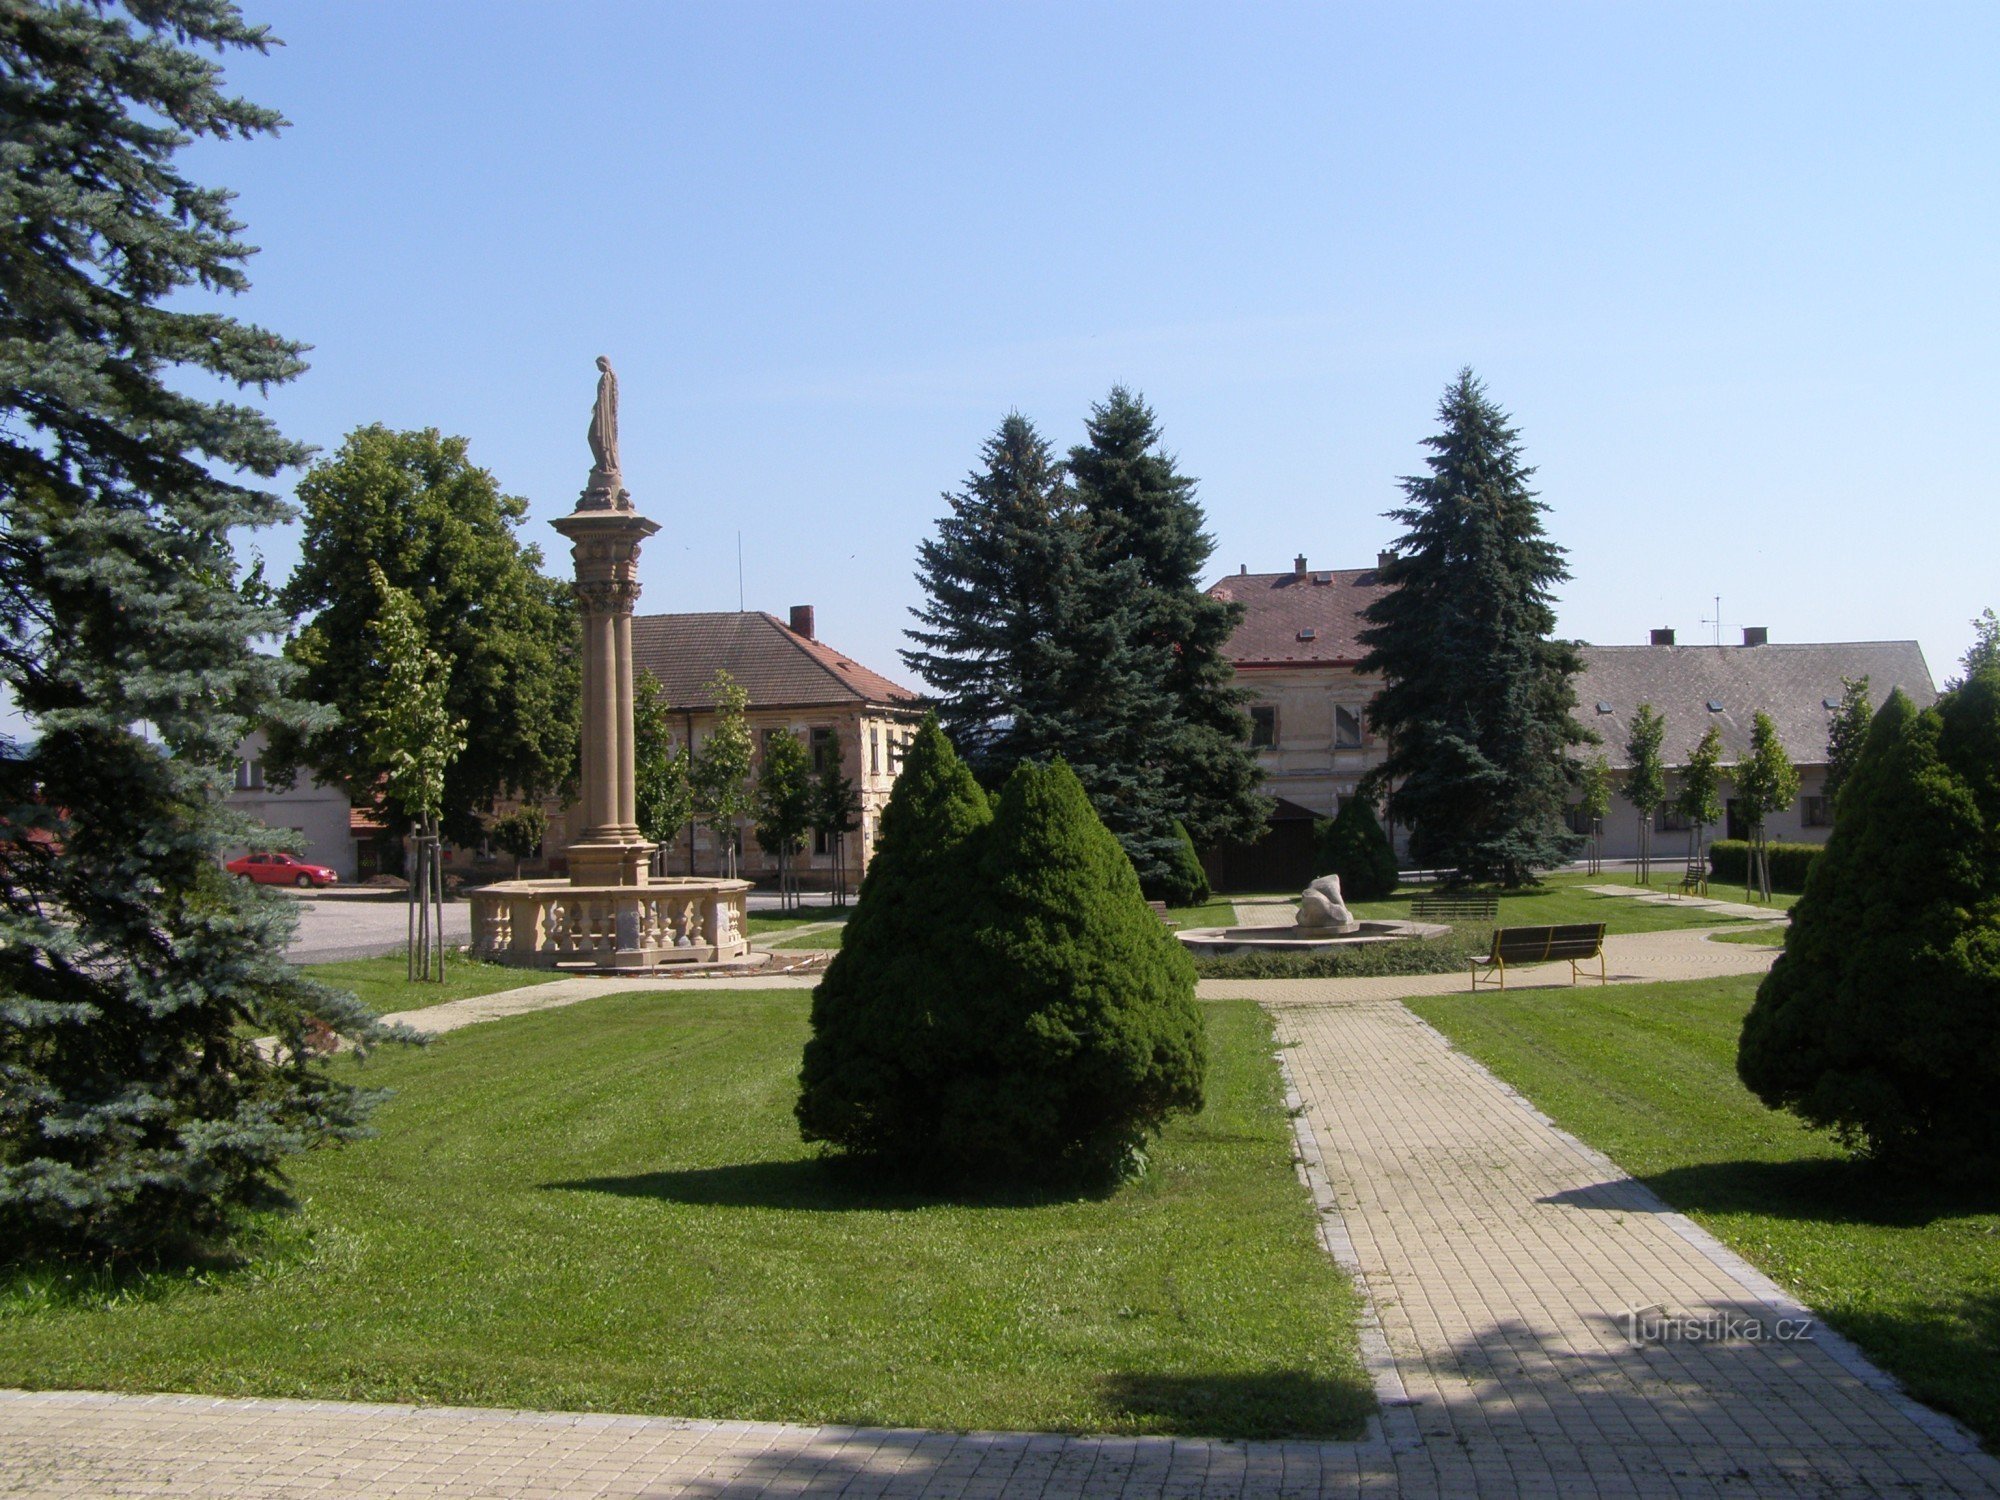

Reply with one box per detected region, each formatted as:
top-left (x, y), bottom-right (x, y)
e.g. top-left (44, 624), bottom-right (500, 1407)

top-left (744, 904), bottom-right (855, 935)
top-left (1708, 926), bottom-right (1788, 947)
top-left (0, 993), bottom-right (1369, 1439)
top-left (1347, 872), bottom-right (1759, 935)
top-left (756, 898), bottom-right (1245, 953)
top-left (298, 955), bottom-right (559, 1017)
top-left (1408, 975), bottom-right (2000, 1448)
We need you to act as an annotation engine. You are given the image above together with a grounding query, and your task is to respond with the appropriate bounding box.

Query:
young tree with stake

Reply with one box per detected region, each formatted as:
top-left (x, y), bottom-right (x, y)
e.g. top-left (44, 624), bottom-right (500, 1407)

top-left (1677, 725), bottom-right (1725, 888)
top-left (754, 729), bottom-right (815, 910)
top-left (361, 566), bottom-right (466, 981)
top-left (1622, 704), bottom-right (1668, 885)
top-left (1734, 712), bottom-right (1800, 903)
top-left (692, 672), bottom-right (753, 879)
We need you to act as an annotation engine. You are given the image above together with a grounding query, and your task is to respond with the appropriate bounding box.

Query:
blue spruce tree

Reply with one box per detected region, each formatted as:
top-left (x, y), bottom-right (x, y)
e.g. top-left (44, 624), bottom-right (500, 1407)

top-left (0, 1), bottom-right (389, 1258)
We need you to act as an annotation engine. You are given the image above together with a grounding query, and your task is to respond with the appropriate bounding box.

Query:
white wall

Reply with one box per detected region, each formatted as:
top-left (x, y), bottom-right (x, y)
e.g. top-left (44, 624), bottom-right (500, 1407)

top-left (224, 731), bottom-right (358, 879)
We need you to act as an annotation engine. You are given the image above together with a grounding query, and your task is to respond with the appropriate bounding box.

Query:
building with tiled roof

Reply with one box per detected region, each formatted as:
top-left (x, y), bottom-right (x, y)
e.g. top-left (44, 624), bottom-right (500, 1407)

top-left (570, 606), bottom-right (925, 885)
top-left (1210, 556), bottom-right (1938, 868)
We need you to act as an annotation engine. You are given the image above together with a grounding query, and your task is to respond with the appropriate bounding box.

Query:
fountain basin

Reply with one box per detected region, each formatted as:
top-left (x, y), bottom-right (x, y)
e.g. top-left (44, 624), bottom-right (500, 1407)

top-left (1176, 918), bottom-right (1448, 956)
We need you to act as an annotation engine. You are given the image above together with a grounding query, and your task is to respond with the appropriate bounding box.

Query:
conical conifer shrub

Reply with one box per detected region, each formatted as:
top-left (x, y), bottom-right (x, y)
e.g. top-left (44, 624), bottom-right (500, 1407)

top-left (1316, 795), bottom-right (1400, 901)
top-left (1147, 819), bottom-right (1211, 907)
top-left (1738, 679), bottom-right (2000, 1172)
top-left (796, 717), bottom-right (990, 1157)
top-left (937, 760), bottom-right (1206, 1182)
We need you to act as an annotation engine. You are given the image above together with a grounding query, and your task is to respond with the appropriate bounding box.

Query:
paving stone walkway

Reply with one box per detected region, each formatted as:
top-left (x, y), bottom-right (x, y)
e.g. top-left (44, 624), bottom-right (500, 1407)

top-left (9, 930), bottom-right (1993, 1496)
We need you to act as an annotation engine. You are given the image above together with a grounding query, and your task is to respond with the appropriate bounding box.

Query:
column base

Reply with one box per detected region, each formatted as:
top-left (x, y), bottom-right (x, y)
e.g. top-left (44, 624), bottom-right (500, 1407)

top-left (565, 838), bottom-right (654, 889)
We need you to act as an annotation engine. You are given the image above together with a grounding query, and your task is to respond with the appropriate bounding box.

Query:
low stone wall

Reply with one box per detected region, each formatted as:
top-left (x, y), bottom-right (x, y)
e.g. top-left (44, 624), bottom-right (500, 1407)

top-left (468, 877), bottom-right (752, 970)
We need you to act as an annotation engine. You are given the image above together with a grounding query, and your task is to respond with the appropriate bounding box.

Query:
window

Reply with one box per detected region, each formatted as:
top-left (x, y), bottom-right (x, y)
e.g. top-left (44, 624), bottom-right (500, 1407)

top-left (1565, 804), bottom-right (1596, 836)
top-left (1801, 795), bottom-right (1832, 828)
top-left (1335, 705), bottom-right (1363, 749)
top-left (235, 758), bottom-right (263, 791)
top-left (1248, 706), bottom-right (1277, 749)
top-left (810, 727), bottom-right (836, 775)
top-left (869, 727), bottom-right (880, 776)
top-left (1656, 804), bottom-right (1691, 833)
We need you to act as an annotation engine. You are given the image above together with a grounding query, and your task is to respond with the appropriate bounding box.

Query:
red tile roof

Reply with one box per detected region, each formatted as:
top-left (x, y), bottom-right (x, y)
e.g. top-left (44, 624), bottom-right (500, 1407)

top-left (1209, 566), bottom-right (1393, 666)
top-left (630, 611), bottom-right (922, 712)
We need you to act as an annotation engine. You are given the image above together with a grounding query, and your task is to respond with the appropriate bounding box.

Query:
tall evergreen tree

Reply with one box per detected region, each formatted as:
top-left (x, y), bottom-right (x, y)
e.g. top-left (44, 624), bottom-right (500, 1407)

top-left (1357, 371), bottom-right (1587, 885)
top-left (901, 415), bottom-right (1078, 779)
top-left (272, 425), bottom-right (578, 845)
top-left (1069, 389), bottom-right (1267, 860)
top-left (0, 1), bottom-right (387, 1257)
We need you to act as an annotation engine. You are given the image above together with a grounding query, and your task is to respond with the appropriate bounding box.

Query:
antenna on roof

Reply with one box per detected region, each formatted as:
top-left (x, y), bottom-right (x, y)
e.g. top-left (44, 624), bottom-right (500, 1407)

top-left (1700, 594), bottom-right (1738, 647)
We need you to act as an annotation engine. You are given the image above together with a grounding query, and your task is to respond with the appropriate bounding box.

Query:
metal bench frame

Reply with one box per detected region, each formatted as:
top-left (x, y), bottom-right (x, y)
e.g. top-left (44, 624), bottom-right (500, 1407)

top-left (1469, 922), bottom-right (1608, 991)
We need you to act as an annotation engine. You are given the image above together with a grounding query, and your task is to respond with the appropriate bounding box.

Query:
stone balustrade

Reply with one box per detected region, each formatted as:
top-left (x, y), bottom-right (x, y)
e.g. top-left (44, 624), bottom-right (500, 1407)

top-left (467, 877), bottom-right (752, 970)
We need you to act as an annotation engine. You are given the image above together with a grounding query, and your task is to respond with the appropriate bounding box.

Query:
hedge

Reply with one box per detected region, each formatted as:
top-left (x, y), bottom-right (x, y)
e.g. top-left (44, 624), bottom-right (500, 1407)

top-left (1708, 839), bottom-right (1821, 892)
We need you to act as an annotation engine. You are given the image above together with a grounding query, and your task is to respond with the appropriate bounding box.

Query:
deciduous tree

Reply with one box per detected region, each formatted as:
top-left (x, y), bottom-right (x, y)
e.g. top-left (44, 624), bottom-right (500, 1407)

top-left (1622, 704), bottom-right (1667, 884)
top-left (633, 673), bottom-right (692, 876)
top-left (1677, 725), bottom-right (1725, 881)
top-left (273, 425), bottom-right (577, 845)
top-left (691, 671), bottom-right (752, 878)
top-left (1734, 712), bottom-right (1800, 902)
top-left (754, 728), bottom-right (815, 910)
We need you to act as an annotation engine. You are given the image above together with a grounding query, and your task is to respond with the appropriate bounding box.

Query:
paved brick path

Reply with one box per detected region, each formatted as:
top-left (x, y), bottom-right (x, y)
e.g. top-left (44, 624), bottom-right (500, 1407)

top-left (10, 932), bottom-right (1994, 1495)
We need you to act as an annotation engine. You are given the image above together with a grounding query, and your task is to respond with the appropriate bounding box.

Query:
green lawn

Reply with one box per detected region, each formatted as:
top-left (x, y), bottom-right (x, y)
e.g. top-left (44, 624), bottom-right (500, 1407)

top-left (0, 993), bottom-right (1369, 1439)
top-left (1346, 872), bottom-right (1759, 935)
top-left (1408, 976), bottom-right (2000, 1447)
top-left (299, 956), bottom-right (558, 1017)
top-left (1708, 926), bottom-right (1788, 947)
top-left (744, 903), bottom-right (856, 935)
top-left (755, 898), bottom-right (1236, 953)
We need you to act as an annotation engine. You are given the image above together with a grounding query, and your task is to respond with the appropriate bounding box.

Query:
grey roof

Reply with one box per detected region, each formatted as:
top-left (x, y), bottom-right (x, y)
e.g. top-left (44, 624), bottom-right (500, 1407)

top-left (630, 612), bottom-right (922, 712)
top-left (1576, 642), bottom-right (1936, 768)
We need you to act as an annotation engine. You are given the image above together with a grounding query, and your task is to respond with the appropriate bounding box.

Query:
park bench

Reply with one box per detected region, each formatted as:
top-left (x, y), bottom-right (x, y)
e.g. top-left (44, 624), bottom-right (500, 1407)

top-left (1411, 893), bottom-right (1499, 924)
top-left (1147, 899), bottom-right (1173, 927)
top-left (1469, 922), bottom-right (1608, 991)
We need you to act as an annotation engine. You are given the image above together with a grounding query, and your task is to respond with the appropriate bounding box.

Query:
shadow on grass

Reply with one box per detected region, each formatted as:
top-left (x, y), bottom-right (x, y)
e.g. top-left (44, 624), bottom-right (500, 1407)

top-left (543, 1155), bottom-right (1115, 1213)
top-left (1097, 1369), bottom-right (1373, 1441)
top-left (1542, 1157), bottom-right (2000, 1230)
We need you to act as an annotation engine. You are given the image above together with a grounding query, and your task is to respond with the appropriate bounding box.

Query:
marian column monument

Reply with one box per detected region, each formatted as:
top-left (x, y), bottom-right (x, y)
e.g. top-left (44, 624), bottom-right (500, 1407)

top-left (552, 357), bottom-right (660, 889)
top-left (467, 359), bottom-right (748, 970)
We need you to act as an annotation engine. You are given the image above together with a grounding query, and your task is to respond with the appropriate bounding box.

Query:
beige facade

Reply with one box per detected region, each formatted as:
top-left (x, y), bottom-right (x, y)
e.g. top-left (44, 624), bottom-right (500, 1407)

top-left (224, 729), bottom-right (358, 879)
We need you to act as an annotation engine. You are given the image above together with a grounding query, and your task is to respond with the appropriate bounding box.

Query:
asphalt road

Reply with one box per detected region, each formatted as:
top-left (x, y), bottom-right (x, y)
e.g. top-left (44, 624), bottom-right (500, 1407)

top-left (282, 892), bottom-right (471, 964)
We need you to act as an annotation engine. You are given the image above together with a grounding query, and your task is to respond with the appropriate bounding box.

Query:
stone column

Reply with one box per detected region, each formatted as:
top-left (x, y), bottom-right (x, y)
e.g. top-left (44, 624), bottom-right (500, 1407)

top-left (552, 506), bottom-right (657, 889)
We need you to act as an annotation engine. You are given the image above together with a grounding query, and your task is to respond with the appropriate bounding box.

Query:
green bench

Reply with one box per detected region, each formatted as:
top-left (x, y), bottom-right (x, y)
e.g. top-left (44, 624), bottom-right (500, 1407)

top-left (1411, 892), bottom-right (1499, 923)
top-left (1470, 922), bottom-right (1608, 991)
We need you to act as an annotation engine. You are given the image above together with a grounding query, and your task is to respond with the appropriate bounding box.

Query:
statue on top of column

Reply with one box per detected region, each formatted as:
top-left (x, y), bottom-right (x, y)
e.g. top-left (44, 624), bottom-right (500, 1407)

top-left (580, 355), bottom-right (631, 510)
top-left (587, 355), bottom-right (620, 477)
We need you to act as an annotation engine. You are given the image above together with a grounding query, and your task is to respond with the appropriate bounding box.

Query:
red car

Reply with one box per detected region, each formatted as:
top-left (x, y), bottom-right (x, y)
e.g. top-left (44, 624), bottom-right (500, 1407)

top-left (227, 851), bottom-right (340, 888)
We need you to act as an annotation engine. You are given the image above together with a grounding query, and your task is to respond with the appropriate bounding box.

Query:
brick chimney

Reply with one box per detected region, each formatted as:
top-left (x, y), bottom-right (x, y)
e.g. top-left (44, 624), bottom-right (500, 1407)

top-left (1377, 551), bottom-right (1395, 572)
top-left (1294, 554), bottom-right (1308, 579)
top-left (1650, 628), bottom-right (1676, 646)
top-left (789, 604), bottom-right (815, 640)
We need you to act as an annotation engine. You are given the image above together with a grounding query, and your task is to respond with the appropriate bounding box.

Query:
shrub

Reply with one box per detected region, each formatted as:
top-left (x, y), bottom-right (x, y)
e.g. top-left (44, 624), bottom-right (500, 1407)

top-left (795, 717), bottom-right (990, 1158)
top-left (1738, 678), bottom-right (2000, 1175)
top-left (1313, 795), bottom-right (1400, 901)
top-left (1191, 928), bottom-right (1486, 980)
top-left (936, 761), bottom-right (1206, 1182)
top-left (1145, 819), bottom-right (1210, 907)
top-left (1708, 839), bottom-right (1820, 892)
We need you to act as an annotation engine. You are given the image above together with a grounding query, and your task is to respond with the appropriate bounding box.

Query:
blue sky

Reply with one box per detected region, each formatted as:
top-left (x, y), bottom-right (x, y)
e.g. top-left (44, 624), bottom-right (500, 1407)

top-left (190, 1), bottom-right (1997, 694)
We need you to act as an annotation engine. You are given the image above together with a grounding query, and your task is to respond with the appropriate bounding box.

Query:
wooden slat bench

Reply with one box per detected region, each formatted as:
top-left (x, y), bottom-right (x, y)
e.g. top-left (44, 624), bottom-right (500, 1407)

top-left (1147, 900), bottom-right (1173, 927)
top-left (1412, 893), bottom-right (1499, 924)
top-left (1470, 922), bottom-right (1608, 991)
